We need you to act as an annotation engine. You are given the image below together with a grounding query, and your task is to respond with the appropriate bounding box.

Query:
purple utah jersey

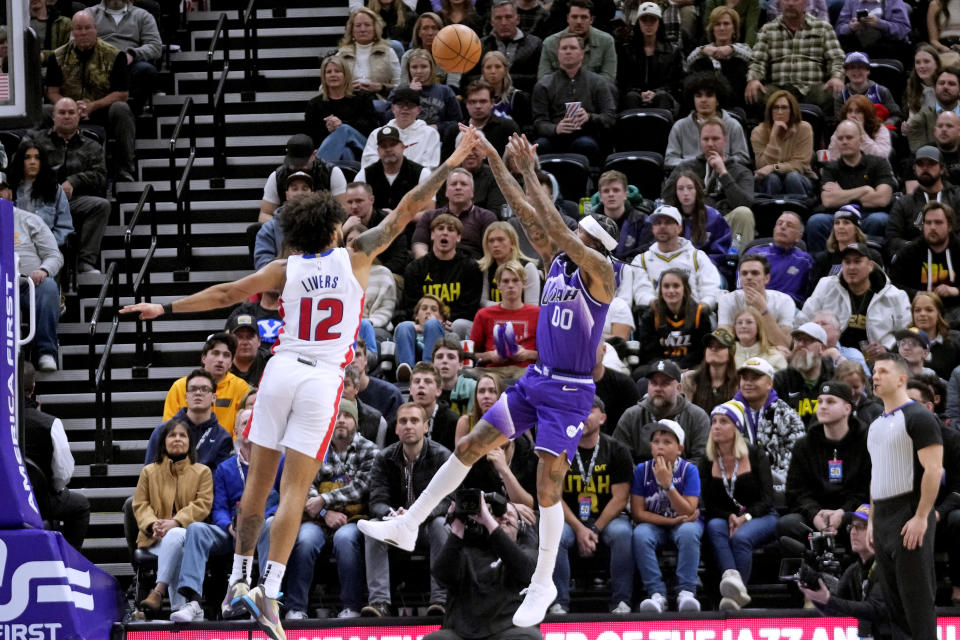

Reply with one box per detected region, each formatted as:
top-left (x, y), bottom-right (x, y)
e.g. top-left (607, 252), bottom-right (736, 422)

top-left (481, 253), bottom-right (611, 462)
top-left (538, 254), bottom-right (610, 374)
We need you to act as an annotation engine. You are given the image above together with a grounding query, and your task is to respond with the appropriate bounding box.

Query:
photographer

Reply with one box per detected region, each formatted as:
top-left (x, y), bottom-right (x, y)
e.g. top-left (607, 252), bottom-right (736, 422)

top-left (799, 505), bottom-right (892, 640)
top-left (426, 494), bottom-right (541, 640)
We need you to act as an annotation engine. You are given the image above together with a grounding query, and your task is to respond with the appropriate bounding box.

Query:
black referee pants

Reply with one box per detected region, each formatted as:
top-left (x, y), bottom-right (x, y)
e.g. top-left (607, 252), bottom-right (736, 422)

top-left (873, 494), bottom-right (937, 639)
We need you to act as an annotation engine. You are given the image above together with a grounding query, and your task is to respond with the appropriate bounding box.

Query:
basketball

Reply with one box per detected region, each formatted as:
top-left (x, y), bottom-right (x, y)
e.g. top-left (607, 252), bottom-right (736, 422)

top-left (432, 24), bottom-right (482, 74)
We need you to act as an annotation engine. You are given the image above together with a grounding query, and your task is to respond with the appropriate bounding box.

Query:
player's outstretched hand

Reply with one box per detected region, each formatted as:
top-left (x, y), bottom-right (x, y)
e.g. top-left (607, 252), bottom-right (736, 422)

top-left (506, 133), bottom-right (538, 174)
top-left (449, 124), bottom-right (481, 166)
top-left (120, 302), bottom-right (164, 319)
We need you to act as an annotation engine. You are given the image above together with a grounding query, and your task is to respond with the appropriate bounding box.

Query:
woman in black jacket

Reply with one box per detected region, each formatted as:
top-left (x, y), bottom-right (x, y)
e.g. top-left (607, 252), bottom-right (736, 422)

top-left (616, 4), bottom-right (682, 115)
top-left (304, 55), bottom-right (381, 162)
top-left (699, 400), bottom-right (777, 611)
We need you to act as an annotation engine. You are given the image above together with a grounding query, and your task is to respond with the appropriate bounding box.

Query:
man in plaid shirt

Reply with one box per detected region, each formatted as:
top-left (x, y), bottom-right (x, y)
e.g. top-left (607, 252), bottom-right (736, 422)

top-left (746, 0), bottom-right (845, 116)
top-left (257, 400), bottom-right (379, 619)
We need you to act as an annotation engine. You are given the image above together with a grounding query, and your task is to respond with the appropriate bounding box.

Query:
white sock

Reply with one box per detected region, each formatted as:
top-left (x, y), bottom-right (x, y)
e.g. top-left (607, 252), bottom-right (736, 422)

top-left (531, 502), bottom-right (563, 586)
top-left (229, 554), bottom-right (253, 585)
top-left (403, 455), bottom-right (471, 524)
top-left (260, 560), bottom-right (286, 599)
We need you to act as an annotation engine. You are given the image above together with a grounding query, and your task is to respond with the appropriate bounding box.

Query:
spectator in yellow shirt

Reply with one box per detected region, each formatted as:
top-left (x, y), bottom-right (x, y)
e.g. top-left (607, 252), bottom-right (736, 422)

top-left (163, 332), bottom-right (250, 435)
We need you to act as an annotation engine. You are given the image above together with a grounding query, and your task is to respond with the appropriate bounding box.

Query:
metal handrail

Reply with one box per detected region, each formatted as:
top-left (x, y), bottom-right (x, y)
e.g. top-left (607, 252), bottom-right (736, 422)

top-left (123, 184), bottom-right (158, 375)
top-left (206, 12), bottom-right (230, 114)
top-left (211, 60), bottom-right (229, 188)
top-left (88, 261), bottom-right (120, 471)
top-left (169, 98), bottom-right (196, 279)
top-left (241, 0), bottom-right (259, 101)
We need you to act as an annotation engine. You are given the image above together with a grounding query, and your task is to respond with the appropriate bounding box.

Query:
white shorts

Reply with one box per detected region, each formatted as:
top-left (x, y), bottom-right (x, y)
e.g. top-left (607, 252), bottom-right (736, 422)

top-left (243, 351), bottom-right (344, 459)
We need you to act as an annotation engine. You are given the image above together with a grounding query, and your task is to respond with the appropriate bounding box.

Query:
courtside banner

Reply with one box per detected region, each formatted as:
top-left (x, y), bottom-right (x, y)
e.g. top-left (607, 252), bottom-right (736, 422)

top-left (0, 198), bottom-right (43, 530)
top-left (0, 529), bottom-right (124, 639)
top-left (124, 616), bottom-right (960, 640)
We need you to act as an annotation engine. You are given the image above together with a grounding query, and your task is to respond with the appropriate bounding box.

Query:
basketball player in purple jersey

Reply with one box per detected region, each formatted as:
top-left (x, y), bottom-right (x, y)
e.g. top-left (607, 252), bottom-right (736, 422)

top-left (359, 130), bottom-right (617, 626)
top-left (121, 129), bottom-right (483, 640)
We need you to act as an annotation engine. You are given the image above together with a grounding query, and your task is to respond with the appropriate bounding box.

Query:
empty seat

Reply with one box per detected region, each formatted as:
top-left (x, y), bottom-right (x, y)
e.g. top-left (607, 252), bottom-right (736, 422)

top-left (614, 108), bottom-right (673, 154)
top-left (870, 59), bottom-right (906, 113)
top-left (799, 104), bottom-right (825, 151)
top-left (751, 198), bottom-right (811, 238)
top-left (603, 151), bottom-right (663, 201)
top-left (539, 153), bottom-right (591, 201)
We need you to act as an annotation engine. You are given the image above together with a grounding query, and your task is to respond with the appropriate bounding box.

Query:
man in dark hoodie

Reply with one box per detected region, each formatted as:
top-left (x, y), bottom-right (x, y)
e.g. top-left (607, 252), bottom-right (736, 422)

top-left (774, 323), bottom-right (837, 428)
top-left (145, 369), bottom-right (234, 473)
top-left (613, 360), bottom-right (709, 466)
top-left (890, 201), bottom-right (960, 326)
top-left (777, 380), bottom-right (871, 544)
top-left (402, 213), bottom-right (483, 338)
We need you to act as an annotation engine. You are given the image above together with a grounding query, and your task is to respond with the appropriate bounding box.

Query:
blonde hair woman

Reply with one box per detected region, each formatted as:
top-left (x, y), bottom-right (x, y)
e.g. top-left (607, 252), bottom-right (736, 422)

top-left (305, 56), bottom-right (380, 162)
top-left (336, 8), bottom-right (401, 98)
top-left (478, 221), bottom-right (541, 306)
top-left (733, 307), bottom-right (788, 370)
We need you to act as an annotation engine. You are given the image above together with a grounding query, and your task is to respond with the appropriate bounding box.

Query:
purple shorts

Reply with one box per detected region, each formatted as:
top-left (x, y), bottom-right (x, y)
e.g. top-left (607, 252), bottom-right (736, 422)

top-left (481, 366), bottom-right (595, 463)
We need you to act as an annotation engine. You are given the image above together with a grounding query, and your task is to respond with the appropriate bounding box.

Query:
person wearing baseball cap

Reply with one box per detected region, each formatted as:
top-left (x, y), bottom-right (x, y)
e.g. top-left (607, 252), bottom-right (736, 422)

top-left (626, 204), bottom-right (723, 310)
top-left (797, 503), bottom-right (891, 637)
top-left (258, 133), bottom-right (348, 224)
top-left (811, 205), bottom-right (883, 282)
top-left (893, 326), bottom-right (937, 376)
top-left (890, 201), bottom-right (960, 327)
top-left (614, 359), bottom-right (710, 466)
top-left (833, 51), bottom-right (902, 124)
top-left (253, 170), bottom-right (317, 270)
top-left (776, 321), bottom-right (835, 427)
top-left (632, 418), bottom-right (703, 613)
top-left (227, 314), bottom-right (269, 385)
top-left (703, 399), bottom-right (778, 611)
top-left (360, 85), bottom-right (441, 170)
top-left (734, 356), bottom-right (805, 492)
top-left (802, 238), bottom-right (912, 355)
top-left (887, 144), bottom-right (960, 254)
top-left (681, 329), bottom-right (740, 414)
top-left (778, 379), bottom-right (871, 549)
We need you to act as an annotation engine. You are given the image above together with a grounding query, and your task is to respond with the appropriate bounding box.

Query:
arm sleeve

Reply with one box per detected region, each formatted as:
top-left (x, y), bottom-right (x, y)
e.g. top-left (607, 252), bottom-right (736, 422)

top-left (747, 448), bottom-right (776, 517)
top-left (718, 167), bottom-right (755, 209)
top-left (45, 55), bottom-right (64, 89)
top-left (108, 52), bottom-right (130, 92)
top-left (695, 252), bottom-right (723, 309)
top-left (367, 454), bottom-right (393, 519)
top-left (747, 30), bottom-right (768, 82)
top-left (131, 13), bottom-right (162, 61)
top-left (32, 219), bottom-right (64, 277)
top-left (51, 187), bottom-right (74, 246)
top-left (631, 259), bottom-right (656, 308)
top-left (330, 167), bottom-right (347, 195)
top-left (367, 274), bottom-right (397, 328)
top-left (728, 122), bottom-right (752, 167)
top-left (49, 418), bottom-right (74, 492)
top-left (779, 123), bottom-right (814, 173)
top-left (600, 36), bottom-right (618, 82)
top-left (211, 465), bottom-right (233, 531)
top-left (532, 82), bottom-right (557, 137)
top-left (664, 123), bottom-right (685, 169)
top-left (132, 470), bottom-right (158, 535)
top-left (173, 466), bottom-right (214, 527)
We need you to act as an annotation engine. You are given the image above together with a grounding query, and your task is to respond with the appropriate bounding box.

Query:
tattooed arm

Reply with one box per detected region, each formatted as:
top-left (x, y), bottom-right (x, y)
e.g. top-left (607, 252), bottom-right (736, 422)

top-left (481, 133), bottom-right (559, 265)
top-left (509, 134), bottom-right (615, 304)
top-left (350, 128), bottom-right (481, 285)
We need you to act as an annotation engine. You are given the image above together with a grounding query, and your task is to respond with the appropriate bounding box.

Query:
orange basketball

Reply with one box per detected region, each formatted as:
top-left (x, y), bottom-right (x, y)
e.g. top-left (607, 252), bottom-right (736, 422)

top-left (432, 24), bottom-right (482, 75)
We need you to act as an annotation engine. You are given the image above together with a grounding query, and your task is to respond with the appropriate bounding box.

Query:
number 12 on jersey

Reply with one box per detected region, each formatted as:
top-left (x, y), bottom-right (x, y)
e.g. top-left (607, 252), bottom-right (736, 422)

top-left (298, 298), bottom-right (344, 341)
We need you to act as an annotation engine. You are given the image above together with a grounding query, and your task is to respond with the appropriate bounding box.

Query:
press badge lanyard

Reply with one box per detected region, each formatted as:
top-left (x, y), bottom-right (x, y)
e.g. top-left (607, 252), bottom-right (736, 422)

top-left (575, 444), bottom-right (600, 520)
top-left (828, 449), bottom-right (843, 484)
top-left (717, 456), bottom-right (745, 513)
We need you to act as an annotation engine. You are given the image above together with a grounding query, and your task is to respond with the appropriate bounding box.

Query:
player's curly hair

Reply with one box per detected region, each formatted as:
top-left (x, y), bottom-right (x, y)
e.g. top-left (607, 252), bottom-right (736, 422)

top-left (280, 191), bottom-right (346, 254)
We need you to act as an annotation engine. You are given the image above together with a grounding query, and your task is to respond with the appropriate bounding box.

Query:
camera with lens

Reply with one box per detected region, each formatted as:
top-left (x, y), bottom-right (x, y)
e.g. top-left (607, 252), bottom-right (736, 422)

top-left (448, 488), bottom-right (508, 544)
top-left (779, 531), bottom-right (843, 591)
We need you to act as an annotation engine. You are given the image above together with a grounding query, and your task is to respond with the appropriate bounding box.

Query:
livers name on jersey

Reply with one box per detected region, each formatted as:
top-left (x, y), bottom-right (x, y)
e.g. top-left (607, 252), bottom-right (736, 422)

top-left (302, 274), bottom-right (340, 292)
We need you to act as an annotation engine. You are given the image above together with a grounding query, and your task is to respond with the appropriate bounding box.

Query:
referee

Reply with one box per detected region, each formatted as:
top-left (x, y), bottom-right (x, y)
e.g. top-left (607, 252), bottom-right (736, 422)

top-left (867, 353), bottom-right (943, 639)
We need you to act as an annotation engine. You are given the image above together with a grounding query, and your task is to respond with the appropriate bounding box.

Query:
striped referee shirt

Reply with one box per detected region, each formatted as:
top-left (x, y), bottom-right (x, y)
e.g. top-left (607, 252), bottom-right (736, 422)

top-left (867, 401), bottom-right (942, 501)
top-left (747, 13), bottom-right (845, 95)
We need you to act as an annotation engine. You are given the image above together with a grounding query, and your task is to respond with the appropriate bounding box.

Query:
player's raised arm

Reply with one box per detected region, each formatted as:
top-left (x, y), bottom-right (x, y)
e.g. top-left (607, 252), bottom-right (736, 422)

top-left (120, 259), bottom-right (288, 319)
top-left (480, 127), bottom-right (560, 265)
top-left (508, 134), bottom-right (615, 303)
top-left (350, 127), bottom-right (481, 270)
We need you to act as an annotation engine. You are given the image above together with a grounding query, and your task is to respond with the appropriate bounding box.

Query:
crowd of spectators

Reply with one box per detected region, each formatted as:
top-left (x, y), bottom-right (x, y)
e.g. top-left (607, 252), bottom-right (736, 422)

top-left (18, 0), bottom-right (960, 627)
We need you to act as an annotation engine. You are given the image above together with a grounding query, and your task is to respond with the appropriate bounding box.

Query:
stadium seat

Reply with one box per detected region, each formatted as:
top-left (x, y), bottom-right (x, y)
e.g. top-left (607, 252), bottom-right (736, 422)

top-left (751, 198), bottom-right (811, 238)
top-left (539, 153), bottom-right (591, 201)
top-left (799, 104), bottom-right (826, 151)
top-left (613, 108), bottom-right (673, 154)
top-left (602, 151), bottom-right (664, 201)
top-left (870, 59), bottom-right (906, 113)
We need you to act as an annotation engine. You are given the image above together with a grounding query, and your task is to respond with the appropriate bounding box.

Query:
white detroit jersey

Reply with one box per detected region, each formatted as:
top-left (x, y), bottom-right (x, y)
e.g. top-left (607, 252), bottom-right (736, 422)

top-left (274, 248), bottom-right (365, 367)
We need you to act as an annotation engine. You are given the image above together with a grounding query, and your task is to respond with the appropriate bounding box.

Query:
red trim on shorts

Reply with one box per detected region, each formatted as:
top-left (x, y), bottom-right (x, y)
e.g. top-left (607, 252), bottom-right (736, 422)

top-left (314, 379), bottom-right (343, 460)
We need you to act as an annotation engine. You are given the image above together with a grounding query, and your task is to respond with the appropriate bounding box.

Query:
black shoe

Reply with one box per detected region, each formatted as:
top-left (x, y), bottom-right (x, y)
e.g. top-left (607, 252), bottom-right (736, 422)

top-left (426, 603), bottom-right (445, 616)
top-left (361, 602), bottom-right (391, 617)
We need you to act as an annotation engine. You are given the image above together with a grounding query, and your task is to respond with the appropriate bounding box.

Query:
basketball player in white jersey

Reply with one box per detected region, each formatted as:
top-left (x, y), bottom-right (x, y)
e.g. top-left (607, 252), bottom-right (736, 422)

top-left (121, 129), bottom-right (482, 640)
